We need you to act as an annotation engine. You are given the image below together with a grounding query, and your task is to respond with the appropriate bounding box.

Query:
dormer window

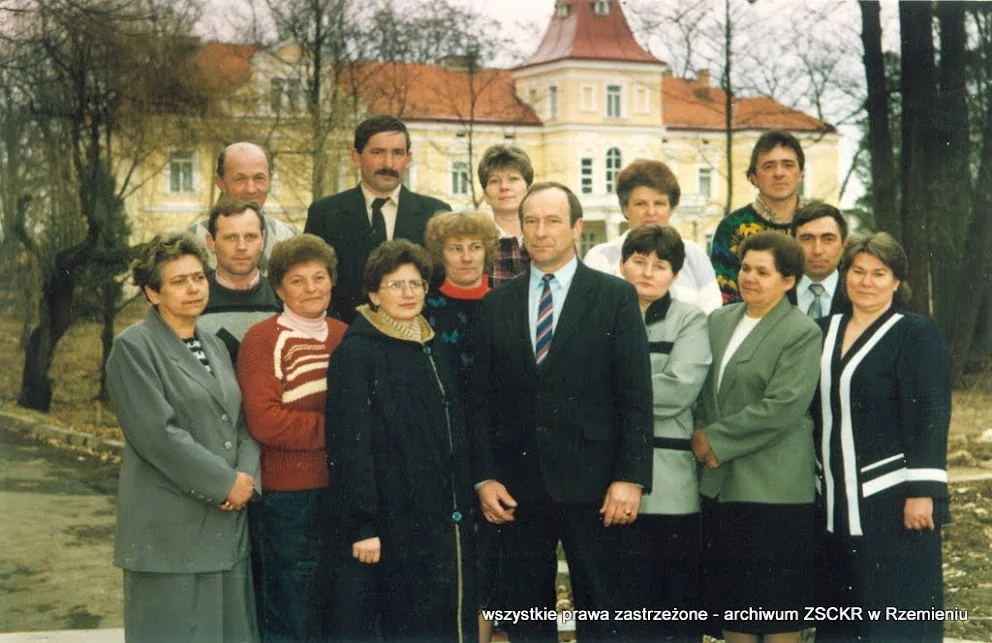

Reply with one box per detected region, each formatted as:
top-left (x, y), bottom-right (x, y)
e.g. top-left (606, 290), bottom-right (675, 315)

top-left (593, 0), bottom-right (609, 16)
top-left (556, 3), bottom-right (570, 18)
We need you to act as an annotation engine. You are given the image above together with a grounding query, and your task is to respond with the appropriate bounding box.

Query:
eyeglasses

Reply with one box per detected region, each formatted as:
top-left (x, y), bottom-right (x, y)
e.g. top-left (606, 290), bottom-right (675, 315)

top-left (380, 279), bottom-right (428, 294)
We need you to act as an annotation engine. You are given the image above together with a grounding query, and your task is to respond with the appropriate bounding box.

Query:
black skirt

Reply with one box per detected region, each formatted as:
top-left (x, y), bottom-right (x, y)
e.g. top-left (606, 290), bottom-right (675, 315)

top-left (702, 498), bottom-right (814, 634)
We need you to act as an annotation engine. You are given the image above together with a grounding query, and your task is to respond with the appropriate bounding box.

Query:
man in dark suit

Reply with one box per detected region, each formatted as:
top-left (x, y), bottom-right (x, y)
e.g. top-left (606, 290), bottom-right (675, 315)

top-left (472, 182), bottom-right (653, 643)
top-left (305, 115), bottom-right (450, 322)
top-left (788, 201), bottom-right (851, 317)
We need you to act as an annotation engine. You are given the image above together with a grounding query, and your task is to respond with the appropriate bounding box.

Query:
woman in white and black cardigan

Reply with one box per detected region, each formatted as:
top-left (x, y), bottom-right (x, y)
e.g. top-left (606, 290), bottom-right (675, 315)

top-left (616, 224), bottom-right (712, 643)
top-left (812, 232), bottom-right (951, 643)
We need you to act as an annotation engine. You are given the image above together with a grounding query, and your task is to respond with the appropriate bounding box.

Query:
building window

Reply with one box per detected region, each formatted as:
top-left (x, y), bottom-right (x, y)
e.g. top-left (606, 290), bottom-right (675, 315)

top-left (270, 77), bottom-right (301, 114)
top-left (556, 2), bottom-right (570, 18)
top-left (580, 228), bottom-right (605, 256)
top-left (593, 0), bottom-right (609, 16)
top-left (581, 158), bottom-right (593, 194)
top-left (798, 166), bottom-right (809, 197)
top-left (548, 85), bottom-right (559, 119)
top-left (169, 151), bottom-right (194, 194)
top-left (451, 161), bottom-right (470, 196)
top-left (634, 86), bottom-right (649, 113)
top-left (605, 148), bottom-right (622, 193)
top-left (580, 84), bottom-right (595, 112)
top-left (606, 84), bottom-right (622, 118)
top-left (698, 167), bottom-right (713, 198)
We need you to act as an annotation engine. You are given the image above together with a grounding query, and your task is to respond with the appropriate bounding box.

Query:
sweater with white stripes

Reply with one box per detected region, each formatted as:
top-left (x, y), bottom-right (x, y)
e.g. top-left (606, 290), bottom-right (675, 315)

top-left (237, 315), bottom-right (347, 491)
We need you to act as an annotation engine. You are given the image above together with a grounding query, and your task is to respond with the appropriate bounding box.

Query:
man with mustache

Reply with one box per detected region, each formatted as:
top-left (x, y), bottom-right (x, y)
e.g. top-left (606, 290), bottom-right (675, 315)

top-left (305, 115), bottom-right (450, 323)
top-left (198, 198), bottom-right (280, 363)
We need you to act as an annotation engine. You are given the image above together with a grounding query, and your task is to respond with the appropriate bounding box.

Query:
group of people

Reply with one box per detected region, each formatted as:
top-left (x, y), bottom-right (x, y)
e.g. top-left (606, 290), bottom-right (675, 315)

top-left (105, 118), bottom-right (951, 643)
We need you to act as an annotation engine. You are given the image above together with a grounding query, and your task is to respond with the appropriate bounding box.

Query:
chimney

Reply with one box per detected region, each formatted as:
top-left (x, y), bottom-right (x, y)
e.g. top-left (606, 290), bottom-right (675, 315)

top-left (441, 54), bottom-right (471, 72)
top-left (696, 69), bottom-right (710, 87)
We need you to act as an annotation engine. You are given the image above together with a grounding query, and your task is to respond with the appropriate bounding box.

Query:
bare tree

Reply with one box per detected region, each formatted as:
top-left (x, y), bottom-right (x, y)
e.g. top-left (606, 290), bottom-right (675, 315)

top-left (1, 0), bottom-right (211, 411)
top-left (859, 0), bottom-right (899, 237)
top-left (898, 0), bottom-right (936, 316)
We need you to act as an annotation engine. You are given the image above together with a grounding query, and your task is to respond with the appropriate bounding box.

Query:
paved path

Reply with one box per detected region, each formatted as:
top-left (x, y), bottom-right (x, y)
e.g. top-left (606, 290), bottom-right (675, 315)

top-left (0, 429), bottom-right (121, 634)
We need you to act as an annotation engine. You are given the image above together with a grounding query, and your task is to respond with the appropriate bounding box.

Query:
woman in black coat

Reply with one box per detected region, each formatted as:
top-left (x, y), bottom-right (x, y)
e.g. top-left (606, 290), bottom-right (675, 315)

top-left (325, 240), bottom-right (477, 643)
top-left (812, 232), bottom-right (951, 643)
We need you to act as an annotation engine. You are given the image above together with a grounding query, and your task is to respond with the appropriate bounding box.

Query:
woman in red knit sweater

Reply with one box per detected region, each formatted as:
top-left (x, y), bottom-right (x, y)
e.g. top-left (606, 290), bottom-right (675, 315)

top-left (236, 234), bottom-right (347, 642)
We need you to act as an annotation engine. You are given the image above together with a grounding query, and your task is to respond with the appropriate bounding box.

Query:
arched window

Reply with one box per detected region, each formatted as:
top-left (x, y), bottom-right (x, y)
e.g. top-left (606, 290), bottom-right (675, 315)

top-left (605, 148), bottom-right (622, 193)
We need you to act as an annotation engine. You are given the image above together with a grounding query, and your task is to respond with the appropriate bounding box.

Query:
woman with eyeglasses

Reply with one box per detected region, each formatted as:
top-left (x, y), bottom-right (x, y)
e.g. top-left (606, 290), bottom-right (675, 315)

top-left (325, 239), bottom-right (477, 642)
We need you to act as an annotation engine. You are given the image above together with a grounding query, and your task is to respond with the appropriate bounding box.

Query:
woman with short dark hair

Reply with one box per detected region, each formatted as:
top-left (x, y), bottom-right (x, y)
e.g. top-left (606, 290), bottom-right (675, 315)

top-left (691, 230), bottom-right (821, 643)
top-left (236, 233), bottom-right (347, 642)
top-left (325, 239), bottom-right (477, 642)
top-left (618, 224), bottom-right (711, 642)
top-left (106, 233), bottom-right (260, 642)
top-left (813, 233), bottom-right (950, 643)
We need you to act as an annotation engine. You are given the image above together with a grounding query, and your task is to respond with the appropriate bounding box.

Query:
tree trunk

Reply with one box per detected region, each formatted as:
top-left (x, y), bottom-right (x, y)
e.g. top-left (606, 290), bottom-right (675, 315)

top-left (899, 1), bottom-right (936, 315)
top-left (723, 0), bottom-right (734, 216)
top-left (860, 1), bottom-right (899, 238)
top-left (950, 100), bottom-right (992, 385)
top-left (934, 2), bottom-right (971, 340)
top-left (18, 265), bottom-right (76, 411)
top-left (96, 275), bottom-right (119, 404)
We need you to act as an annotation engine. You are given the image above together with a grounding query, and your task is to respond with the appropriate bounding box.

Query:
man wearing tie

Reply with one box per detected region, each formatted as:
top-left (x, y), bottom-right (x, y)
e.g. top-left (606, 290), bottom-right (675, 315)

top-left (472, 182), bottom-right (653, 643)
top-left (789, 202), bottom-right (851, 318)
top-left (305, 115), bottom-right (450, 323)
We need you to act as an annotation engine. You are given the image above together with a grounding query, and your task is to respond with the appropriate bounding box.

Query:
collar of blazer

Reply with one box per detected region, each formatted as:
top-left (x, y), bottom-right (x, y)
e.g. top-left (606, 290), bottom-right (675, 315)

top-left (712, 296), bottom-right (793, 405)
top-left (143, 307), bottom-right (240, 420)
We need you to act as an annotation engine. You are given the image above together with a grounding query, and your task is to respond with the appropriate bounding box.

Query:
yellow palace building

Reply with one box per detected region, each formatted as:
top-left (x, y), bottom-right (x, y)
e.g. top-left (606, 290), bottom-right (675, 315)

top-left (128, 0), bottom-right (838, 255)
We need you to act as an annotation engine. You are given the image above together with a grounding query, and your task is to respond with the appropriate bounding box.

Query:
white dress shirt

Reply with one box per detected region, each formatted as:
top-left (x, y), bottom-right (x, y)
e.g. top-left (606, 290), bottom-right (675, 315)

top-left (796, 270), bottom-right (840, 316)
top-left (360, 183), bottom-right (403, 240)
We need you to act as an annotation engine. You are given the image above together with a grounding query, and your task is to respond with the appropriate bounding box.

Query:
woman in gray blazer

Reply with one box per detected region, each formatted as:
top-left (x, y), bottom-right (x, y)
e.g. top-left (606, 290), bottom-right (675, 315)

top-left (618, 225), bottom-right (711, 642)
top-left (105, 233), bottom-right (261, 643)
top-left (691, 231), bottom-right (821, 643)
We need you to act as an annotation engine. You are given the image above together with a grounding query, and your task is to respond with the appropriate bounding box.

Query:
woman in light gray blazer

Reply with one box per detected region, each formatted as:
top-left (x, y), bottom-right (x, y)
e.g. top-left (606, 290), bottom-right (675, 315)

top-left (105, 233), bottom-right (260, 643)
top-left (617, 225), bottom-right (711, 643)
top-left (691, 231), bottom-right (821, 643)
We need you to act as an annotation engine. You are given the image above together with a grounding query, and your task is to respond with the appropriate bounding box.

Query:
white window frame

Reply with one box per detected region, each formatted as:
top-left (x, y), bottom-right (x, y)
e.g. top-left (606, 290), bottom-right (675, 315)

top-left (593, 0), bottom-right (609, 16)
top-left (580, 157), bottom-right (594, 195)
top-left (270, 76), bottom-right (301, 114)
top-left (697, 166), bottom-right (713, 199)
top-left (548, 85), bottom-right (559, 120)
top-left (451, 161), bottom-right (471, 196)
top-left (634, 86), bottom-right (650, 114)
top-left (605, 148), bottom-right (622, 194)
top-left (167, 150), bottom-right (196, 195)
top-left (606, 84), bottom-right (622, 119)
top-left (799, 163), bottom-right (810, 198)
top-left (580, 84), bottom-right (596, 112)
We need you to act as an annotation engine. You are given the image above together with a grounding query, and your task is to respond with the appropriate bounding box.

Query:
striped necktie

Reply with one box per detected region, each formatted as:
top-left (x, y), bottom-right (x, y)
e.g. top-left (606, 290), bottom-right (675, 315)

top-left (807, 282), bottom-right (826, 318)
top-left (535, 273), bottom-right (555, 366)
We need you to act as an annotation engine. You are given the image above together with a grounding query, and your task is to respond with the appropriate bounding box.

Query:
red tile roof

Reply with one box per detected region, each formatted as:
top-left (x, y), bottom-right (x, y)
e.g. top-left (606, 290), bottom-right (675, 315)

top-left (187, 42), bottom-right (830, 133)
top-left (662, 75), bottom-right (835, 133)
top-left (351, 62), bottom-right (542, 126)
top-left (517, 0), bottom-right (661, 69)
top-left (192, 42), bottom-right (259, 90)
